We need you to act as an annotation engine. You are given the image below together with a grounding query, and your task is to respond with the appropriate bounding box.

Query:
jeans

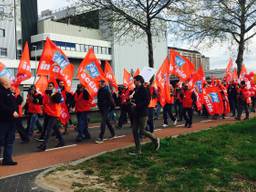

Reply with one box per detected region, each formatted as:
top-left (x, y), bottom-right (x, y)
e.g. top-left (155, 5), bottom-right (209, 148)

top-left (16, 118), bottom-right (29, 142)
top-left (118, 104), bottom-right (133, 128)
top-left (99, 109), bottom-right (115, 140)
top-left (163, 103), bottom-right (176, 124)
top-left (183, 108), bottom-right (193, 126)
top-left (0, 121), bottom-right (16, 162)
top-left (42, 115), bottom-right (64, 147)
top-left (154, 102), bottom-right (161, 118)
top-left (28, 114), bottom-right (42, 137)
top-left (146, 108), bottom-right (155, 133)
top-left (133, 116), bottom-right (157, 153)
top-left (174, 100), bottom-right (183, 121)
top-left (77, 112), bottom-right (90, 139)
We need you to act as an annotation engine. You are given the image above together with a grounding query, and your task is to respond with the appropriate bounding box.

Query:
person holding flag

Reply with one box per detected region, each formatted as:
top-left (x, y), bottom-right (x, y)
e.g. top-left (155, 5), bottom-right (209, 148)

top-left (37, 82), bottom-right (65, 151)
top-left (236, 81), bottom-right (250, 120)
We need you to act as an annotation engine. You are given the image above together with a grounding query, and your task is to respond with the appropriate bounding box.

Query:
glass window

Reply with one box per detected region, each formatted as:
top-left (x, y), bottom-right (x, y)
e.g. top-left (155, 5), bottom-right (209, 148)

top-left (94, 46), bottom-right (98, 53)
top-left (108, 48), bottom-right (112, 55)
top-left (0, 47), bottom-right (7, 56)
top-left (85, 45), bottom-right (89, 52)
top-left (76, 44), bottom-right (80, 52)
top-left (0, 28), bottom-right (5, 37)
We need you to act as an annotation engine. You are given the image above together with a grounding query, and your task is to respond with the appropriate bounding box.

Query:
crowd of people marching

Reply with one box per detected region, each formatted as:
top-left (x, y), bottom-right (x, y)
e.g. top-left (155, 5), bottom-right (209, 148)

top-left (0, 71), bottom-right (255, 166)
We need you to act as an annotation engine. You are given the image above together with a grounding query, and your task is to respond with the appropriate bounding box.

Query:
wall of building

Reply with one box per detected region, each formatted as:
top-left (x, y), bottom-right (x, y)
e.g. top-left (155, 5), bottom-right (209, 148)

top-left (37, 20), bottom-right (103, 40)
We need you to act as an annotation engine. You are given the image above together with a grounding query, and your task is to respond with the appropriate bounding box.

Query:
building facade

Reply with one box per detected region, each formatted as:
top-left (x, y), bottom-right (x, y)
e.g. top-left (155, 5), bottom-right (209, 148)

top-left (168, 47), bottom-right (210, 72)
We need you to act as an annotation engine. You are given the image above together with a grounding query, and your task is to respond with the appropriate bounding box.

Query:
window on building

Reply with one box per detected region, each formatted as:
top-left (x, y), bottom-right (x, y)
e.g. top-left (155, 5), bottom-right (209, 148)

top-left (108, 48), bottom-right (112, 55)
top-left (0, 47), bottom-right (7, 56)
top-left (0, 28), bottom-right (5, 37)
top-left (85, 45), bottom-right (89, 52)
top-left (94, 46), bottom-right (98, 54)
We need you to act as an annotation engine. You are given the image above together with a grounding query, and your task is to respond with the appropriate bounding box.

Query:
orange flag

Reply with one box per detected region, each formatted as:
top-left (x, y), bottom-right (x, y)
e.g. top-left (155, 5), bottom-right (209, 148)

top-left (77, 48), bottom-right (106, 97)
top-left (240, 64), bottom-right (247, 79)
top-left (59, 102), bottom-right (70, 126)
top-left (233, 68), bottom-right (238, 81)
top-left (224, 58), bottom-right (233, 82)
top-left (35, 76), bottom-right (48, 94)
top-left (156, 57), bottom-right (171, 107)
top-left (170, 49), bottom-right (195, 81)
top-left (189, 65), bottom-right (205, 90)
top-left (123, 68), bottom-right (135, 90)
top-left (13, 42), bottom-right (32, 86)
top-left (104, 61), bottom-right (118, 92)
top-left (133, 68), bottom-right (140, 77)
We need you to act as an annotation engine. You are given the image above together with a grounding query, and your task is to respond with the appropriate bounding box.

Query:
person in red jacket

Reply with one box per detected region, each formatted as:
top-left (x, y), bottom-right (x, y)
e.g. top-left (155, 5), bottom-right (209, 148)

top-left (26, 85), bottom-right (43, 138)
top-left (37, 82), bottom-right (64, 151)
top-left (74, 84), bottom-right (91, 142)
top-left (236, 81), bottom-right (250, 120)
top-left (182, 84), bottom-right (197, 128)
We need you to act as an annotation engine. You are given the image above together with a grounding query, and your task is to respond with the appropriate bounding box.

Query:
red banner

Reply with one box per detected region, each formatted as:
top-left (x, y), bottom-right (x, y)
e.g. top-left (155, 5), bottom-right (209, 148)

top-left (170, 49), bottom-right (195, 82)
top-left (123, 68), bottom-right (135, 90)
top-left (77, 48), bottom-right (106, 97)
top-left (156, 57), bottom-right (171, 107)
top-left (224, 58), bottom-right (233, 82)
top-left (104, 61), bottom-right (118, 92)
top-left (35, 76), bottom-right (48, 94)
top-left (59, 102), bottom-right (70, 126)
top-left (14, 42), bottom-right (32, 86)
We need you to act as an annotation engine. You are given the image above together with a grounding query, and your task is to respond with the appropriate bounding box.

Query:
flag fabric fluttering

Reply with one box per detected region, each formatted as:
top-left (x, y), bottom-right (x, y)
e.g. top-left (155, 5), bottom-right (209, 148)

top-left (104, 60), bottom-right (118, 92)
top-left (170, 49), bottom-right (195, 82)
top-left (224, 58), bottom-right (233, 82)
top-left (123, 68), bottom-right (135, 90)
top-left (77, 48), bottom-right (107, 97)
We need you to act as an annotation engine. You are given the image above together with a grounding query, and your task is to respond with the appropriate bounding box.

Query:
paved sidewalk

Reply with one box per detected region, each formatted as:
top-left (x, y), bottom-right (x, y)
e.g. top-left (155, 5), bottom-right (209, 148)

top-left (0, 117), bottom-right (238, 179)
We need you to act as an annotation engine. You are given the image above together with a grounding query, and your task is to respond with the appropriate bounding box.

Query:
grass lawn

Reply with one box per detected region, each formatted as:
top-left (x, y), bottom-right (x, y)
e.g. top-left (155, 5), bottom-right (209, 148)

top-left (45, 119), bottom-right (256, 192)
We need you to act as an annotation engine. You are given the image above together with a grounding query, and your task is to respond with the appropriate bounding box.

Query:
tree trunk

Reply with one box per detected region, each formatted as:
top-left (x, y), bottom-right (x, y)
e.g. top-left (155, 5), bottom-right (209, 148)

top-left (146, 31), bottom-right (154, 68)
top-left (235, 40), bottom-right (245, 77)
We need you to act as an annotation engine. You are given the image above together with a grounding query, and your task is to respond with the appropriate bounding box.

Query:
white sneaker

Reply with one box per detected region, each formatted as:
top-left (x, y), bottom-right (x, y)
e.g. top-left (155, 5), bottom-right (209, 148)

top-left (162, 124), bottom-right (168, 128)
top-left (173, 119), bottom-right (177, 126)
top-left (95, 138), bottom-right (104, 144)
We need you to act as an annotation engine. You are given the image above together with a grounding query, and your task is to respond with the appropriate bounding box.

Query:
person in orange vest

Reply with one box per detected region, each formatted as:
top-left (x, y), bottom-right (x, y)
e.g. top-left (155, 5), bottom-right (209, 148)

top-left (181, 83), bottom-right (197, 128)
top-left (146, 78), bottom-right (158, 133)
top-left (37, 82), bottom-right (64, 151)
top-left (236, 81), bottom-right (250, 120)
top-left (74, 84), bottom-right (91, 142)
top-left (162, 83), bottom-right (177, 128)
top-left (26, 85), bottom-right (43, 138)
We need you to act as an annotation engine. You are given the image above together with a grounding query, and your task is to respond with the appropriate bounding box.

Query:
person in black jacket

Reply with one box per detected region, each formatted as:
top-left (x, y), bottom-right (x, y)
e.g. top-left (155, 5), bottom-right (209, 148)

top-left (96, 80), bottom-right (116, 144)
top-left (0, 78), bottom-right (19, 166)
top-left (130, 75), bottom-right (160, 155)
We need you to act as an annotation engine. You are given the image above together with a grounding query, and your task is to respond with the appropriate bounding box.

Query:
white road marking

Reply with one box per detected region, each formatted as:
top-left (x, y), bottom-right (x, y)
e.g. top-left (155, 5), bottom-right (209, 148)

top-left (200, 120), bottom-right (213, 123)
top-left (46, 144), bottom-right (77, 152)
top-left (176, 124), bottom-right (185, 127)
top-left (103, 135), bottom-right (126, 141)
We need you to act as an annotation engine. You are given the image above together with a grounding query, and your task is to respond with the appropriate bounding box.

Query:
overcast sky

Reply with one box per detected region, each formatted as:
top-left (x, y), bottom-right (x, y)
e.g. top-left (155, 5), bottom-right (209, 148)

top-left (37, 0), bottom-right (256, 71)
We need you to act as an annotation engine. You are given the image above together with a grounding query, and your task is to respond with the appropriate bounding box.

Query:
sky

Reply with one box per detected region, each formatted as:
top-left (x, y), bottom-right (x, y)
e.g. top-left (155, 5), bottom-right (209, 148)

top-left (37, 0), bottom-right (256, 71)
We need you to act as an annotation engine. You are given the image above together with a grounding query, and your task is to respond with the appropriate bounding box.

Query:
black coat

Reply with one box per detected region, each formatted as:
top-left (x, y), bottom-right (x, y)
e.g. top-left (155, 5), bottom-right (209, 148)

top-left (97, 86), bottom-right (115, 111)
top-left (133, 85), bottom-right (150, 117)
top-left (0, 85), bottom-right (18, 122)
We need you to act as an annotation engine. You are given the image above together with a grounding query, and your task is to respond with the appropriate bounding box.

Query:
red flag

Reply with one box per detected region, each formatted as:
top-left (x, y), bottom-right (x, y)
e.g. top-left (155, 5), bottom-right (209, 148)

top-left (104, 61), bottom-right (118, 92)
top-left (203, 86), bottom-right (224, 115)
top-left (224, 58), bottom-right (233, 82)
top-left (133, 68), bottom-right (140, 77)
top-left (240, 64), bottom-right (247, 79)
top-left (59, 102), bottom-right (70, 126)
top-left (35, 76), bottom-right (48, 94)
top-left (156, 57), bottom-right (171, 107)
top-left (77, 48), bottom-right (106, 97)
top-left (170, 49), bottom-right (195, 81)
top-left (123, 68), bottom-right (135, 90)
top-left (189, 65), bottom-right (205, 89)
top-left (14, 42), bottom-right (32, 86)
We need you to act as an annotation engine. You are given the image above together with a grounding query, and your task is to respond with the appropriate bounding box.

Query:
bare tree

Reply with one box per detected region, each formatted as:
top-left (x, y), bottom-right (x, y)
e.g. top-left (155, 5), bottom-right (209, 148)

top-left (74, 0), bottom-right (180, 68)
top-left (171, 0), bottom-right (256, 76)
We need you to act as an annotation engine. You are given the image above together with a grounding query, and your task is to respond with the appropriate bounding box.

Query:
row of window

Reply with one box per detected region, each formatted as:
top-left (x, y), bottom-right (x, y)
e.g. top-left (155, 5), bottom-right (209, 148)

top-left (33, 41), bottom-right (112, 55)
top-left (0, 47), bottom-right (7, 56)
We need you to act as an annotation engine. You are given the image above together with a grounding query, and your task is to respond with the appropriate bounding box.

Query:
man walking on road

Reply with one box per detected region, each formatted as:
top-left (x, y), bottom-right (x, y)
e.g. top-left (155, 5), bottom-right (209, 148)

top-left (130, 75), bottom-right (160, 155)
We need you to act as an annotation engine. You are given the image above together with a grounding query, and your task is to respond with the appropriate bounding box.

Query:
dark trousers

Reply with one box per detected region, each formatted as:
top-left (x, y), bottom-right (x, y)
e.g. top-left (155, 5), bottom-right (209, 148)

top-left (237, 100), bottom-right (249, 119)
top-left (77, 111), bottom-right (90, 139)
top-left (16, 118), bottom-right (29, 142)
top-left (133, 116), bottom-right (157, 153)
top-left (174, 100), bottom-right (183, 121)
top-left (27, 114), bottom-right (43, 137)
top-left (146, 108), bottom-right (155, 133)
top-left (118, 104), bottom-right (133, 128)
top-left (0, 121), bottom-right (16, 162)
top-left (163, 103), bottom-right (176, 124)
top-left (183, 108), bottom-right (193, 126)
top-left (42, 115), bottom-right (64, 147)
top-left (229, 97), bottom-right (237, 116)
top-left (99, 110), bottom-right (115, 140)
